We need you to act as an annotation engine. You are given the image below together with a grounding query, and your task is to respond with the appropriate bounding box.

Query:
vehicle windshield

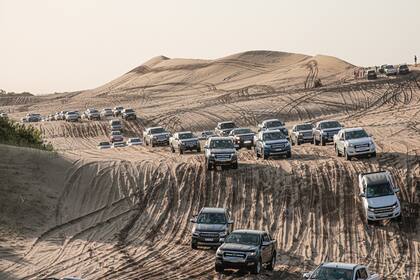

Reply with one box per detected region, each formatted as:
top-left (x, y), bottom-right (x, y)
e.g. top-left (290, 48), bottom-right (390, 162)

top-left (386, 65), bottom-right (394, 69)
top-left (130, 138), bottom-right (140, 142)
top-left (196, 212), bottom-right (226, 224)
top-left (125, 109), bottom-right (134, 113)
top-left (90, 109), bottom-right (98, 113)
top-left (319, 121), bottom-right (341, 129)
top-left (210, 139), bottom-right (234, 149)
top-left (263, 132), bottom-right (286, 141)
top-left (296, 124), bottom-right (313, 131)
top-left (266, 120), bottom-right (283, 128)
top-left (99, 142), bottom-right (110, 146)
top-left (400, 65), bottom-right (408, 69)
top-left (310, 267), bottom-right (353, 280)
top-left (232, 128), bottom-right (252, 135)
top-left (366, 182), bottom-right (394, 198)
top-left (111, 121), bottom-right (121, 125)
top-left (345, 130), bottom-right (368, 139)
top-left (203, 131), bottom-right (214, 136)
top-left (220, 122), bottom-right (236, 129)
top-left (115, 107), bottom-right (124, 110)
top-left (67, 112), bottom-right (76, 115)
top-left (225, 232), bottom-right (260, 246)
top-left (111, 131), bottom-right (121, 135)
top-left (179, 133), bottom-right (194, 139)
top-left (150, 128), bottom-right (166, 134)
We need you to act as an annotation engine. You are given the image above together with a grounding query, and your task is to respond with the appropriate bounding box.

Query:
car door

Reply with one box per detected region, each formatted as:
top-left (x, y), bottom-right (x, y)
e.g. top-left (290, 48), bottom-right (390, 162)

top-left (337, 131), bottom-right (345, 153)
top-left (261, 233), bottom-right (272, 262)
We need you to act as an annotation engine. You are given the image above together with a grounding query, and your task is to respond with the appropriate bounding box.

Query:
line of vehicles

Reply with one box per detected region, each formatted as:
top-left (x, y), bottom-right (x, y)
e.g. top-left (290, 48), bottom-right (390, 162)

top-left (21, 106), bottom-right (137, 123)
top-left (365, 64), bottom-right (410, 80)
top-left (190, 206), bottom-right (383, 278)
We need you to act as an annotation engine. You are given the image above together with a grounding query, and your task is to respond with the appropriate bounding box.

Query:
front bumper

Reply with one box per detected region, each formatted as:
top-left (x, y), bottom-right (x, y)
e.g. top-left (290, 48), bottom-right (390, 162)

top-left (234, 139), bottom-right (254, 148)
top-left (181, 143), bottom-right (200, 151)
top-left (367, 207), bottom-right (401, 221)
top-left (192, 235), bottom-right (224, 246)
top-left (264, 146), bottom-right (291, 156)
top-left (321, 134), bottom-right (337, 143)
top-left (208, 157), bottom-right (237, 166)
top-left (216, 256), bottom-right (258, 269)
top-left (347, 145), bottom-right (376, 156)
top-left (152, 138), bottom-right (169, 145)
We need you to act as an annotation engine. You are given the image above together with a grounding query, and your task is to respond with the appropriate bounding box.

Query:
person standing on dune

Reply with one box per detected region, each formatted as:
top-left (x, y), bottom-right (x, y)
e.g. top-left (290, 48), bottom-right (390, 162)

top-left (415, 55), bottom-right (417, 67)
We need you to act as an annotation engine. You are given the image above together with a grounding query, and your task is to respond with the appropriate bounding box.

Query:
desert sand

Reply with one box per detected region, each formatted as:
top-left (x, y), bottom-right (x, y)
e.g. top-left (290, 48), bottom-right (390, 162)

top-left (0, 50), bottom-right (419, 279)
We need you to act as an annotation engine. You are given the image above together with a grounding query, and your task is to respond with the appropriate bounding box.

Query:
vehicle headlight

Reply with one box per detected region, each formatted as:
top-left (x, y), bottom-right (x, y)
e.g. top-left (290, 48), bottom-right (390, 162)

top-left (219, 230), bottom-right (228, 237)
top-left (192, 230), bottom-right (200, 236)
top-left (210, 153), bottom-right (215, 157)
top-left (248, 251), bottom-right (257, 257)
top-left (216, 248), bottom-right (223, 256)
top-left (369, 140), bottom-right (374, 145)
top-left (231, 153), bottom-right (237, 158)
top-left (285, 142), bottom-right (290, 146)
top-left (367, 206), bottom-right (375, 212)
top-left (153, 136), bottom-right (158, 139)
top-left (348, 143), bottom-right (354, 147)
top-left (263, 144), bottom-right (270, 148)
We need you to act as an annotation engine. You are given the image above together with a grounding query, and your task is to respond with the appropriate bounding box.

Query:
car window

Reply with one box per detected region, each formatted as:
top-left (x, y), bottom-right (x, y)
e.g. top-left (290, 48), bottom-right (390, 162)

top-left (319, 121), bottom-right (341, 129)
top-left (356, 268), bottom-right (368, 279)
top-left (366, 182), bottom-right (394, 198)
top-left (196, 212), bottom-right (226, 224)
top-left (233, 128), bottom-right (252, 134)
top-left (179, 133), bottom-right (194, 139)
top-left (296, 124), bottom-right (313, 131)
top-left (150, 128), bottom-right (165, 134)
top-left (225, 232), bottom-right (261, 246)
top-left (262, 233), bottom-right (270, 242)
top-left (220, 122), bottom-right (235, 129)
top-left (263, 131), bottom-right (286, 141)
top-left (345, 130), bottom-right (368, 139)
top-left (210, 139), bottom-right (234, 149)
top-left (266, 121), bottom-right (283, 128)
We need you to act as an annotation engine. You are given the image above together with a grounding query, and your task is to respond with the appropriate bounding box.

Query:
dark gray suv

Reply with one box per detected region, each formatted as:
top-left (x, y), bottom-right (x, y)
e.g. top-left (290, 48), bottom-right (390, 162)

top-left (190, 207), bottom-right (233, 249)
top-left (215, 230), bottom-right (277, 274)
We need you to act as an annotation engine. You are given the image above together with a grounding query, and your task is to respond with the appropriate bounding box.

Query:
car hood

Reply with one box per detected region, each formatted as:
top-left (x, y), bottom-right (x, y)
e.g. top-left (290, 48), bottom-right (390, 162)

top-left (297, 129), bottom-right (313, 134)
top-left (346, 137), bottom-right (372, 145)
top-left (220, 243), bottom-right (258, 252)
top-left (235, 133), bottom-right (255, 137)
top-left (194, 223), bottom-right (227, 232)
top-left (264, 139), bottom-right (289, 145)
top-left (152, 133), bottom-right (169, 137)
top-left (367, 195), bottom-right (398, 208)
top-left (209, 148), bottom-right (236, 154)
top-left (321, 128), bottom-right (341, 132)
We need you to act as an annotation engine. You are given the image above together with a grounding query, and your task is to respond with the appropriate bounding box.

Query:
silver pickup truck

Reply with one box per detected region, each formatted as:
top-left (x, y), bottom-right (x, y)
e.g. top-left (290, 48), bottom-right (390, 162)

top-left (334, 127), bottom-right (376, 160)
top-left (170, 131), bottom-right (201, 154)
top-left (143, 126), bottom-right (171, 147)
top-left (303, 262), bottom-right (380, 280)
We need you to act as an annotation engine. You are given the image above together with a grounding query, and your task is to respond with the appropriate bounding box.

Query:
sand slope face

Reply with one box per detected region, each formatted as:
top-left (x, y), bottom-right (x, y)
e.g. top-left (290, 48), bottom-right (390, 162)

top-left (0, 52), bottom-right (419, 279)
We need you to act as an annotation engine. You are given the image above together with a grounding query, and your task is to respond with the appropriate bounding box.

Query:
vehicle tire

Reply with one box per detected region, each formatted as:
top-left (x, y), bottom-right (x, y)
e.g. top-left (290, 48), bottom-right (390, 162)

top-left (263, 153), bottom-right (269, 160)
top-left (313, 137), bottom-right (318, 146)
top-left (151, 141), bottom-right (155, 147)
top-left (267, 252), bottom-right (276, 271)
top-left (232, 162), bottom-right (238, 169)
top-left (321, 138), bottom-right (326, 146)
top-left (145, 139), bottom-right (148, 146)
top-left (297, 140), bottom-right (301, 145)
top-left (335, 145), bottom-right (341, 156)
top-left (171, 145), bottom-right (175, 153)
top-left (179, 148), bottom-right (184, 155)
top-left (251, 258), bottom-right (262, 274)
top-left (197, 147), bottom-right (201, 153)
top-left (344, 149), bottom-right (352, 161)
top-left (256, 149), bottom-right (260, 159)
top-left (247, 146), bottom-right (251, 150)
top-left (286, 151), bottom-right (292, 158)
top-left (215, 264), bottom-right (224, 273)
top-left (371, 152), bottom-right (377, 158)
top-left (191, 241), bottom-right (197, 250)
top-left (394, 213), bottom-right (402, 223)
top-left (291, 138), bottom-right (294, 146)
top-left (207, 161), bottom-right (213, 171)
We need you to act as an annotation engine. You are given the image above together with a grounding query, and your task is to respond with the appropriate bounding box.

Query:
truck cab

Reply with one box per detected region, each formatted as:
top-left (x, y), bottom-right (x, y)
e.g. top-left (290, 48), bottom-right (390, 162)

top-left (204, 137), bottom-right (238, 170)
top-left (334, 127), bottom-right (376, 160)
top-left (303, 262), bottom-right (380, 280)
top-left (255, 130), bottom-right (291, 159)
top-left (358, 171), bottom-right (401, 224)
top-left (258, 119), bottom-right (288, 137)
top-left (215, 121), bottom-right (237, 136)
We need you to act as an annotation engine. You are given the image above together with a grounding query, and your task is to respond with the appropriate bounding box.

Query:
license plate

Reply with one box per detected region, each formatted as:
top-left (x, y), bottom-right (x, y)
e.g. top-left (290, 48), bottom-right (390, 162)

top-left (205, 238), bottom-right (213, 242)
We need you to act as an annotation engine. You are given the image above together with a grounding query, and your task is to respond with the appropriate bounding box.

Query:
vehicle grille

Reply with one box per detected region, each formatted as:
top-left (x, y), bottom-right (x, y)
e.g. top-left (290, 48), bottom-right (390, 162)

top-left (370, 203), bottom-right (397, 214)
top-left (241, 135), bottom-right (254, 141)
top-left (271, 143), bottom-right (285, 149)
top-left (302, 132), bottom-right (312, 137)
top-left (215, 154), bottom-right (231, 160)
top-left (355, 143), bottom-right (369, 149)
top-left (223, 252), bottom-right (246, 258)
top-left (199, 232), bottom-right (220, 238)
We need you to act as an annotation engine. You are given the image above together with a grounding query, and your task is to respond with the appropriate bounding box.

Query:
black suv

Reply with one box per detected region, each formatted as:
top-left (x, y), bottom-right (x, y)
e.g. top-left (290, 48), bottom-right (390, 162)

top-left (215, 229), bottom-right (277, 274)
top-left (190, 207), bottom-right (233, 249)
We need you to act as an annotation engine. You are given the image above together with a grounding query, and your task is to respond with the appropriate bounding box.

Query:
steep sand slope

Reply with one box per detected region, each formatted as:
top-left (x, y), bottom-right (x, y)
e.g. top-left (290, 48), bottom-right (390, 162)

top-left (0, 52), bottom-right (419, 279)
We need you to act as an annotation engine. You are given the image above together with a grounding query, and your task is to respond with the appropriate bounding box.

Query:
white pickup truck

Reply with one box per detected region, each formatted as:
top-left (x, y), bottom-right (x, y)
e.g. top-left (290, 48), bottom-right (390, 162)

top-left (303, 262), bottom-right (380, 280)
top-left (358, 171), bottom-right (401, 224)
top-left (333, 127), bottom-right (376, 160)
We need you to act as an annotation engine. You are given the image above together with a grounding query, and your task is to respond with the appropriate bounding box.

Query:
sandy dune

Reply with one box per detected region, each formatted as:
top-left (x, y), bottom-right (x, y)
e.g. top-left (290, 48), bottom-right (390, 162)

top-left (0, 51), bottom-right (419, 280)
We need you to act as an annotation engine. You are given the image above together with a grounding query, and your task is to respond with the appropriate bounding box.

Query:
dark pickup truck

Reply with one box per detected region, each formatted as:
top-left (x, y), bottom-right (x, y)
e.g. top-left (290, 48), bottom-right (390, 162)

top-left (229, 128), bottom-right (255, 150)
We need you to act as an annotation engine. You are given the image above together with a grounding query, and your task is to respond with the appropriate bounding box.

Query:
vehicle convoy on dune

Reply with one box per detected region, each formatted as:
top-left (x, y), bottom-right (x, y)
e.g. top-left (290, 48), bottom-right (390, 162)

top-left (215, 229), bottom-right (277, 274)
top-left (255, 130), bottom-right (291, 159)
top-left (190, 207), bottom-right (233, 249)
top-left (303, 262), bottom-right (380, 280)
top-left (121, 108), bottom-right (137, 120)
top-left (215, 121), bottom-right (237, 136)
top-left (258, 118), bottom-right (288, 137)
top-left (358, 171), bottom-right (401, 224)
top-left (313, 120), bottom-right (343, 146)
top-left (22, 113), bottom-right (41, 122)
top-left (334, 127), bottom-right (376, 160)
top-left (290, 123), bottom-right (314, 145)
top-left (143, 126), bottom-right (171, 146)
top-left (204, 137), bottom-right (238, 170)
top-left (228, 127), bottom-right (255, 150)
top-left (170, 131), bottom-right (201, 154)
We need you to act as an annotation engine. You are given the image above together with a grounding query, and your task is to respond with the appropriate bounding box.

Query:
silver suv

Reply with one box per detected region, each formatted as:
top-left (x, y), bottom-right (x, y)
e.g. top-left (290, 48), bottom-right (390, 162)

top-left (204, 137), bottom-right (238, 170)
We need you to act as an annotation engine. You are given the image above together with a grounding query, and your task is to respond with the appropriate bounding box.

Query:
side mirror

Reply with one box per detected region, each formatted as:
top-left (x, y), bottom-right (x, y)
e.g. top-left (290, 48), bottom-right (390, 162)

top-left (303, 273), bottom-right (311, 279)
top-left (262, 241), bottom-right (270, 247)
top-left (394, 188), bottom-right (400, 193)
top-left (227, 220), bottom-right (234, 225)
top-left (190, 218), bottom-right (196, 223)
top-left (204, 145), bottom-right (209, 149)
top-left (359, 192), bottom-right (365, 197)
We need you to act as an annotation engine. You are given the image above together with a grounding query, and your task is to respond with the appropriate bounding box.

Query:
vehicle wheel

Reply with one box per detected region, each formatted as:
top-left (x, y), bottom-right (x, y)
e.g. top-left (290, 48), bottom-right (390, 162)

top-left (232, 162), bottom-right (238, 169)
top-left (371, 152), bottom-right (377, 158)
top-left (256, 149), bottom-right (260, 159)
top-left (191, 241), bottom-right (197, 250)
top-left (151, 142), bottom-right (155, 147)
top-left (171, 145), bottom-right (175, 153)
top-left (145, 139), bottom-right (148, 146)
top-left (267, 252), bottom-right (276, 271)
top-left (263, 153), bottom-right (269, 160)
top-left (197, 147), bottom-right (201, 153)
top-left (286, 151), bottom-right (291, 158)
top-left (247, 146), bottom-right (251, 150)
top-left (179, 148), bottom-right (184, 155)
top-left (207, 161), bottom-right (213, 171)
top-left (321, 138), bottom-right (326, 146)
top-left (344, 149), bottom-right (352, 161)
top-left (394, 213), bottom-right (402, 223)
top-left (313, 137), bottom-right (318, 146)
top-left (291, 138), bottom-right (294, 146)
top-left (251, 258), bottom-right (262, 274)
top-left (215, 264), bottom-right (224, 273)
top-left (297, 140), bottom-right (301, 145)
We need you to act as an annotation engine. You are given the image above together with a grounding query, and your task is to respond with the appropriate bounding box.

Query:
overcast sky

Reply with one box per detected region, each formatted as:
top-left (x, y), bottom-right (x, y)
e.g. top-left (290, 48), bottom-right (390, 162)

top-left (1, 0), bottom-right (419, 95)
